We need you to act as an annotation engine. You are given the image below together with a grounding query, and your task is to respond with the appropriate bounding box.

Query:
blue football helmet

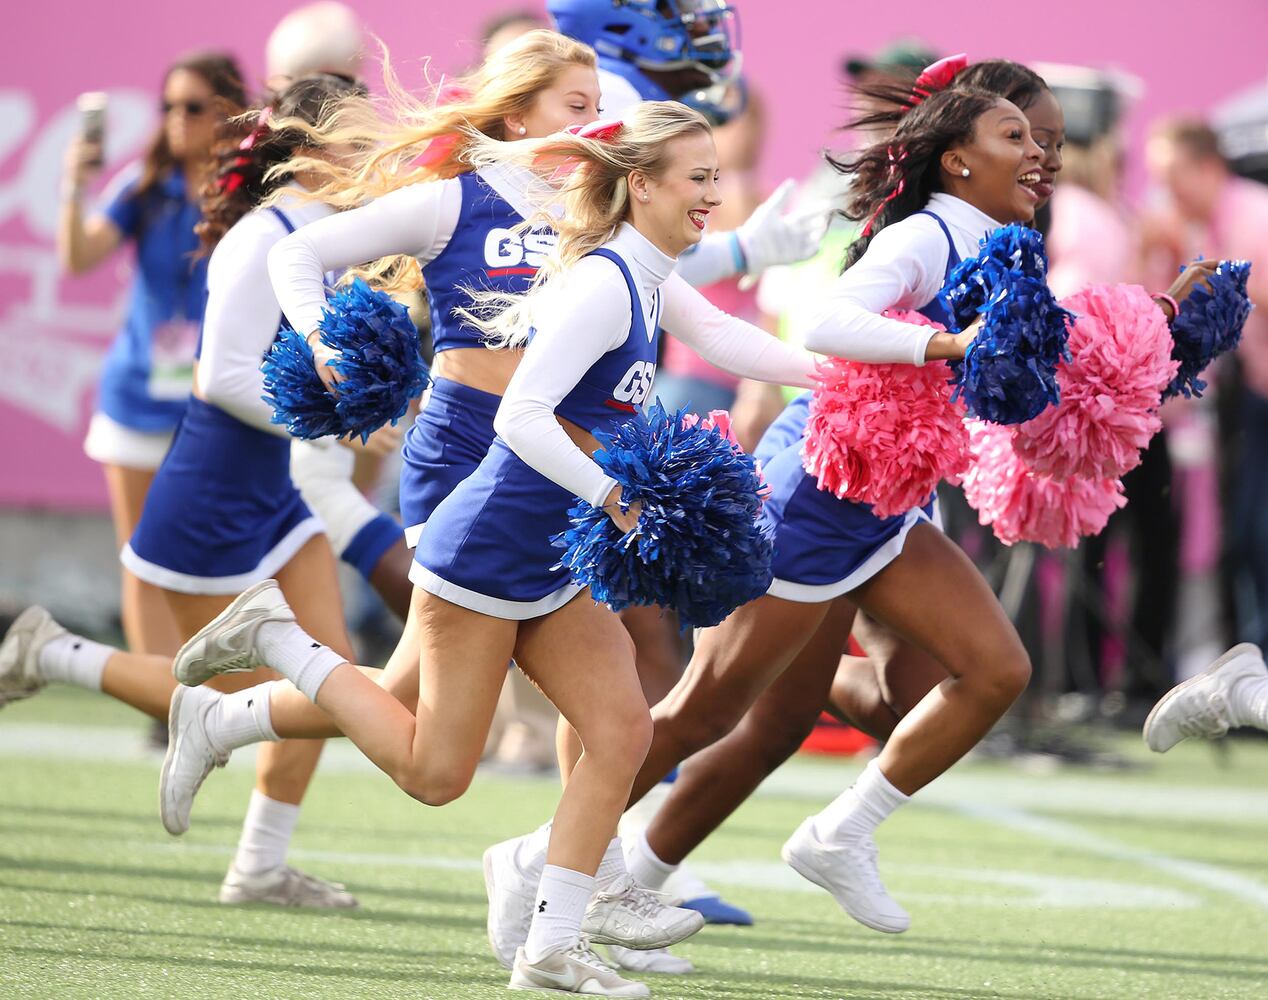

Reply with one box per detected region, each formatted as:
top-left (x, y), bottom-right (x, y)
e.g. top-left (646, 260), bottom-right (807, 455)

top-left (548, 0), bottom-right (743, 123)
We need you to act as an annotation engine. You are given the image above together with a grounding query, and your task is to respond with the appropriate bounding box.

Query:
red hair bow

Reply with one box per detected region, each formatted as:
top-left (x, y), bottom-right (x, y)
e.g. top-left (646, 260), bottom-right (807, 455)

top-left (910, 53), bottom-right (969, 106)
top-left (416, 80), bottom-right (475, 168)
top-left (566, 118), bottom-right (624, 142)
top-left (217, 108), bottom-right (272, 195)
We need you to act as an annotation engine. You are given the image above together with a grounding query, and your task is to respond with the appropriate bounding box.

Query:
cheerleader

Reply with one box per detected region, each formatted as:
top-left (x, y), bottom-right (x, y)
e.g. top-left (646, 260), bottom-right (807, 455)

top-left (57, 52), bottom-right (244, 664)
top-left (154, 100), bottom-right (821, 996)
top-left (621, 60), bottom-right (1069, 911)
top-left (3, 75), bottom-right (367, 908)
top-left (267, 28), bottom-right (739, 969)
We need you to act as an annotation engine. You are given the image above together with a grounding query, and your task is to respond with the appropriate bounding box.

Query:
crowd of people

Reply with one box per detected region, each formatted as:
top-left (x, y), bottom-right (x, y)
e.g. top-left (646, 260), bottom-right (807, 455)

top-left (1, 2), bottom-right (1267, 996)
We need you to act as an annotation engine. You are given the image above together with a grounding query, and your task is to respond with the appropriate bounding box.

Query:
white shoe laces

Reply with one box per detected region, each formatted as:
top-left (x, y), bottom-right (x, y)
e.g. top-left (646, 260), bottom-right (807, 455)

top-left (598, 875), bottom-right (671, 920)
top-left (281, 866), bottom-right (348, 899)
top-left (567, 935), bottom-right (617, 973)
top-left (1177, 692), bottom-right (1231, 739)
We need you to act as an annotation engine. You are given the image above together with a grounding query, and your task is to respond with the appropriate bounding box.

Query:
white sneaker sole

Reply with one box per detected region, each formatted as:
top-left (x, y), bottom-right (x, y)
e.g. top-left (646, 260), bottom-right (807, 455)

top-left (159, 686), bottom-right (191, 836)
top-left (1142, 643), bottom-right (1262, 752)
top-left (781, 833), bottom-right (908, 934)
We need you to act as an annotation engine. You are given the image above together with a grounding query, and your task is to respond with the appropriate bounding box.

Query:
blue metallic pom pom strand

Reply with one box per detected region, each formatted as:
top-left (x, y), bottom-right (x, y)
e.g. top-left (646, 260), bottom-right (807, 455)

top-left (262, 278), bottom-right (429, 441)
top-left (940, 224), bottom-right (1074, 425)
top-left (552, 402), bottom-right (773, 629)
top-left (1162, 259), bottom-right (1253, 401)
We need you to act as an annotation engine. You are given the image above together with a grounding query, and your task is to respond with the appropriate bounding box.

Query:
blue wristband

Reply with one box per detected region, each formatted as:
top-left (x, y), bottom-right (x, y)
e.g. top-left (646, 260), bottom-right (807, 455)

top-left (729, 232), bottom-right (748, 274)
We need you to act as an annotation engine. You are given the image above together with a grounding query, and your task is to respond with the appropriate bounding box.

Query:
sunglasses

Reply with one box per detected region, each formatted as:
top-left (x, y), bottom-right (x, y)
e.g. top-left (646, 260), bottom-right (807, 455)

top-left (161, 100), bottom-right (209, 117)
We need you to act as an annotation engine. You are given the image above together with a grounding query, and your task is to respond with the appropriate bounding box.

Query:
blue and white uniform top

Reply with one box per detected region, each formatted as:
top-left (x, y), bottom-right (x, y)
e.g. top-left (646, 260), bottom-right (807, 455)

top-left (269, 164), bottom-right (549, 353)
top-left (413, 222), bottom-right (819, 620)
top-left (95, 163), bottom-right (208, 431)
top-left (123, 190), bottom-right (338, 594)
top-left (755, 193), bottom-right (1003, 603)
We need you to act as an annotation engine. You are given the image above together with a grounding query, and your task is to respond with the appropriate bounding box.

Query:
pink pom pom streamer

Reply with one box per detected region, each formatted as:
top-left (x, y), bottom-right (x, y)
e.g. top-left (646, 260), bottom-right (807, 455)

top-left (803, 310), bottom-right (970, 518)
top-left (1011, 284), bottom-right (1179, 480)
top-left (681, 408), bottom-right (737, 446)
top-left (962, 421), bottom-right (1126, 549)
top-left (682, 408), bottom-right (770, 500)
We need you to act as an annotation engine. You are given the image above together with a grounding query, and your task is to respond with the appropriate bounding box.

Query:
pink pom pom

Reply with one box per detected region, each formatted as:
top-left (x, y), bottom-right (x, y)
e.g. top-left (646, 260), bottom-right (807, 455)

top-left (1011, 284), bottom-right (1179, 479)
top-left (682, 408), bottom-right (738, 447)
top-left (962, 421), bottom-right (1126, 549)
top-left (803, 309), bottom-right (970, 518)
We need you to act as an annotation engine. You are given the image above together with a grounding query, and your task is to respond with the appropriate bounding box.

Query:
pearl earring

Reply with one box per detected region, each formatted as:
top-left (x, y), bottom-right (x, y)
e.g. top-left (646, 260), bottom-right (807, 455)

top-left (518, 126), bottom-right (527, 136)
top-left (961, 167), bottom-right (970, 177)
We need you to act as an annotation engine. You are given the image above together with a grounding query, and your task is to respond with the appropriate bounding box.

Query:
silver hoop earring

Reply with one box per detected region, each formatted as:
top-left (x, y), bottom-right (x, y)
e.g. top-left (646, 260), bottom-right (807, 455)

top-left (961, 167), bottom-right (970, 178)
top-left (518, 126), bottom-right (527, 136)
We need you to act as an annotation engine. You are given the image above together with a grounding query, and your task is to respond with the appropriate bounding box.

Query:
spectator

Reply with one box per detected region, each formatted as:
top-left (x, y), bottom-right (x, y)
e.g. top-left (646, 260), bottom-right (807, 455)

top-left (57, 52), bottom-right (246, 662)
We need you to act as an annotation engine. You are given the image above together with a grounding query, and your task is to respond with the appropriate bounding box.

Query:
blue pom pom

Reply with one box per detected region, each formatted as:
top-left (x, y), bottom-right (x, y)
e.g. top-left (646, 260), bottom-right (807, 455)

top-left (1163, 259), bottom-right (1253, 400)
top-left (262, 278), bottom-right (429, 441)
top-left (940, 224), bottom-right (1074, 425)
top-left (552, 402), bottom-right (773, 629)
top-left (261, 327), bottom-right (343, 439)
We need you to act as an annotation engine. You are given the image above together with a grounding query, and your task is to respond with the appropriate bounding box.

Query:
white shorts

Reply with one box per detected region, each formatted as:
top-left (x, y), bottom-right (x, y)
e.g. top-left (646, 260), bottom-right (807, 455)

top-left (83, 412), bottom-right (174, 471)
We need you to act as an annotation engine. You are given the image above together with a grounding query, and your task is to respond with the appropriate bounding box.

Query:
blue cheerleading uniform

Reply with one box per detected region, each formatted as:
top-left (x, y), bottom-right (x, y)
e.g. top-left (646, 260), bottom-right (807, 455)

top-left (399, 170), bottom-right (553, 544)
top-left (413, 244), bottom-right (662, 619)
top-left (95, 164), bottom-right (207, 432)
top-left (122, 199), bottom-right (333, 594)
top-left (756, 207), bottom-right (979, 602)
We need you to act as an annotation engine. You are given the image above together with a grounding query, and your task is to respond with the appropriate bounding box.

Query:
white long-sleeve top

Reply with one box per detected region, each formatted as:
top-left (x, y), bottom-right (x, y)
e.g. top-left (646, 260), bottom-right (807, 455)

top-left (494, 222), bottom-right (819, 508)
top-left (197, 188), bottom-right (335, 434)
top-left (801, 193), bottom-right (1001, 365)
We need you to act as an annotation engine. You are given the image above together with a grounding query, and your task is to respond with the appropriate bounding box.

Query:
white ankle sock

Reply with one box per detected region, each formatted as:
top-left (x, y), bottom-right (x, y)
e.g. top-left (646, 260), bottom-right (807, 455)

top-left (523, 864), bottom-right (595, 963)
top-left (38, 633), bottom-right (111, 691)
top-left (595, 837), bottom-right (627, 888)
top-left (812, 759), bottom-right (909, 844)
top-left (206, 682), bottom-right (280, 752)
top-left (254, 620), bottom-right (345, 701)
top-left (1230, 670), bottom-right (1268, 729)
top-left (626, 830), bottom-right (676, 891)
top-left (232, 790), bottom-right (300, 876)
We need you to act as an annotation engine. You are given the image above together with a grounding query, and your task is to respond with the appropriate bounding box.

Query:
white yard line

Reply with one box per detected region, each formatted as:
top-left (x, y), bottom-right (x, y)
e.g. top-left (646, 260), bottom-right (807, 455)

top-left (3, 720), bottom-right (1265, 911)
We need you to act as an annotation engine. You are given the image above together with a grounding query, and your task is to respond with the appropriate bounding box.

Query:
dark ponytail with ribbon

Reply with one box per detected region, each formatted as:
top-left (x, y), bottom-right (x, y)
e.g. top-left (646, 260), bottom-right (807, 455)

top-left (197, 72), bottom-right (366, 253)
top-left (830, 86), bottom-right (1001, 270)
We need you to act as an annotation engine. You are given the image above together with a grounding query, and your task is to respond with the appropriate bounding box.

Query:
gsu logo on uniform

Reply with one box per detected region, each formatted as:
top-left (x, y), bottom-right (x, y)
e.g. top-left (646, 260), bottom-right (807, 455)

top-left (613, 360), bottom-right (656, 406)
top-left (483, 227), bottom-right (556, 271)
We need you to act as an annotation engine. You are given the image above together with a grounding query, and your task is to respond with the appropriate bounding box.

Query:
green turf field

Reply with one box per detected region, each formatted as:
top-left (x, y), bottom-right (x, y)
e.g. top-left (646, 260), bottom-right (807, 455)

top-left (1, 686), bottom-right (1266, 1000)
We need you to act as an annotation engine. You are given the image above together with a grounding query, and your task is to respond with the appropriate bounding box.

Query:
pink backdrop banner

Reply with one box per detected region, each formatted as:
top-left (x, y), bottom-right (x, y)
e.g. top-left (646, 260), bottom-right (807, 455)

top-left (3, 0), bottom-right (1266, 509)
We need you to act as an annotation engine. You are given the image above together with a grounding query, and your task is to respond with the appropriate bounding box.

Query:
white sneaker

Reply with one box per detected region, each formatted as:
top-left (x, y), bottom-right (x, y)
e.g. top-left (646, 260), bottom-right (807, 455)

top-left (172, 580), bottom-right (294, 686)
top-left (583, 875), bottom-right (705, 950)
top-left (605, 944), bottom-right (695, 975)
top-left (484, 835), bottom-right (544, 969)
top-left (0, 607), bottom-right (64, 707)
top-left (781, 817), bottom-right (909, 933)
top-left (510, 939), bottom-right (649, 997)
top-left (159, 686), bottom-right (228, 835)
top-left (219, 863), bottom-right (358, 908)
top-left (1144, 643), bottom-right (1267, 752)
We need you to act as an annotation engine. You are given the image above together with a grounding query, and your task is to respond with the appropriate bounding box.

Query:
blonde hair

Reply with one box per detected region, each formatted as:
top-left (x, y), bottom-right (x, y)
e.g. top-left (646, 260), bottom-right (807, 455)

top-left (264, 29), bottom-right (596, 291)
top-left (457, 100), bottom-right (712, 350)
